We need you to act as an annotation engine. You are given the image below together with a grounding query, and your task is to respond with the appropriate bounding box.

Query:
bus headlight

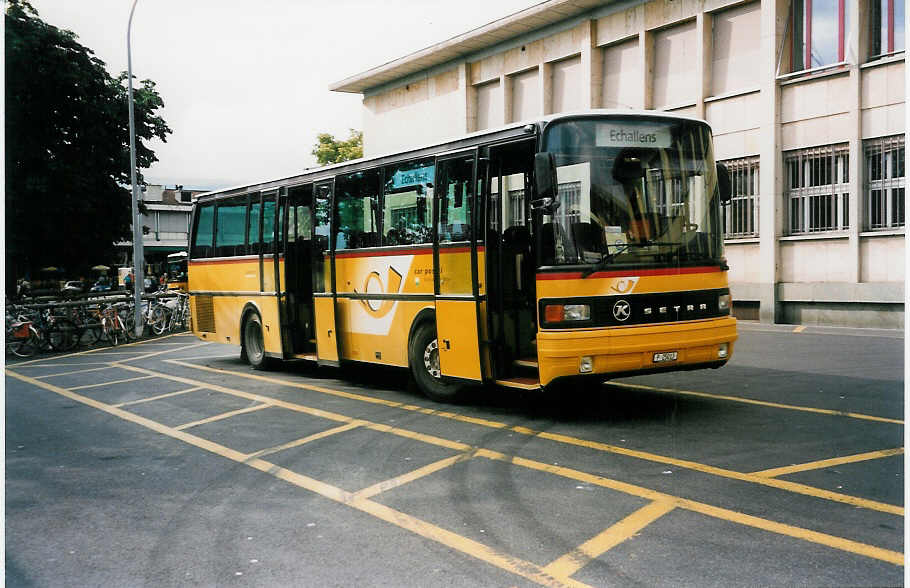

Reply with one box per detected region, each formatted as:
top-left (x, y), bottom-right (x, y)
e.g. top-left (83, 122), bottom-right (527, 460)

top-left (544, 304), bottom-right (591, 324)
top-left (718, 294), bottom-right (731, 313)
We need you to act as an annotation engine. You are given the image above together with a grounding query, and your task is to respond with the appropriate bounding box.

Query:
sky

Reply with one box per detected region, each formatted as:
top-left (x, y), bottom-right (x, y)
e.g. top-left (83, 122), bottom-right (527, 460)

top-left (28, 0), bottom-right (542, 191)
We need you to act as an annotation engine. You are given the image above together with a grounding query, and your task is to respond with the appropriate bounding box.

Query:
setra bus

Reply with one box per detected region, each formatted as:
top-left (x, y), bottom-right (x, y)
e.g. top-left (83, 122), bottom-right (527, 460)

top-left (188, 111), bottom-right (737, 401)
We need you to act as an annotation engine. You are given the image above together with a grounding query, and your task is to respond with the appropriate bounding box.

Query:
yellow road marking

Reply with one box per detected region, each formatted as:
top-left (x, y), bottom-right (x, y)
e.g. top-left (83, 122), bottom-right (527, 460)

top-left (68, 375), bottom-right (156, 390)
top-left (5, 369), bottom-right (586, 588)
top-left (113, 386), bottom-right (204, 407)
top-left (163, 360), bottom-right (903, 516)
top-left (610, 381), bottom-right (903, 425)
top-left (247, 422), bottom-right (363, 459)
top-left (793, 325), bottom-right (806, 333)
top-left (542, 500), bottom-right (676, 579)
top-left (753, 448), bottom-right (905, 478)
top-left (353, 452), bottom-right (475, 500)
top-left (477, 451), bottom-right (903, 567)
top-left (75, 363), bottom-right (905, 565)
top-left (174, 403), bottom-right (272, 430)
top-left (12, 362), bottom-right (112, 368)
top-left (34, 366), bottom-right (115, 379)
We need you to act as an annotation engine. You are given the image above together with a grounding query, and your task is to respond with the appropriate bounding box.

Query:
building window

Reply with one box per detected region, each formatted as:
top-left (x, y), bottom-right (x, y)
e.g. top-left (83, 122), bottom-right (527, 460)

top-left (791, 0), bottom-right (848, 71)
top-left (556, 182), bottom-right (582, 225)
top-left (508, 189), bottom-right (525, 226)
top-left (864, 135), bottom-right (905, 230)
top-left (720, 156), bottom-right (760, 238)
top-left (785, 144), bottom-right (850, 234)
top-left (870, 0), bottom-right (905, 57)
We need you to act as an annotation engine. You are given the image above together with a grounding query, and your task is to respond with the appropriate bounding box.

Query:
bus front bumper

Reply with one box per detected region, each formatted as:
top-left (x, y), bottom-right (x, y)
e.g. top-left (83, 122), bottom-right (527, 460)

top-left (536, 316), bottom-right (737, 387)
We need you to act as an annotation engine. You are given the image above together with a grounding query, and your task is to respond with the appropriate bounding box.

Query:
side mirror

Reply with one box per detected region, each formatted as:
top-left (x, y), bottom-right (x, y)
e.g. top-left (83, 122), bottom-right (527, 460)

top-left (716, 162), bottom-right (732, 204)
top-left (534, 152), bottom-right (557, 201)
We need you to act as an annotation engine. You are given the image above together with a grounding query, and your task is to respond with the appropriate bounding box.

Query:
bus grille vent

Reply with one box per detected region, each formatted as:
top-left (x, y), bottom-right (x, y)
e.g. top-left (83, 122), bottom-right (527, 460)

top-left (195, 295), bottom-right (215, 332)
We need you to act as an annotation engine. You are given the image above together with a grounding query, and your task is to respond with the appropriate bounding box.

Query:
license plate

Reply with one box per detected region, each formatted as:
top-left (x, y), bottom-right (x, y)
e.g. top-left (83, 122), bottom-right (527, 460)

top-left (652, 351), bottom-right (678, 363)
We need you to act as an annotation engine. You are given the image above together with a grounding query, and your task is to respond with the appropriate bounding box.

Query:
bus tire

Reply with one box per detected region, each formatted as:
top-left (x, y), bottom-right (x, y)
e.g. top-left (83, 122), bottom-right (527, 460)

top-left (242, 312), bottom-right (270, 370)
top-left (408, 321), bottom-right (463, 403)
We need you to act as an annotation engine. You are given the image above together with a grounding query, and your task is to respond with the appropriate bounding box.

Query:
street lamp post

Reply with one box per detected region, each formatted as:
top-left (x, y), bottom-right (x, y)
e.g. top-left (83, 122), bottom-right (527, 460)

top-left (127, 0), bottom-right (145, 338)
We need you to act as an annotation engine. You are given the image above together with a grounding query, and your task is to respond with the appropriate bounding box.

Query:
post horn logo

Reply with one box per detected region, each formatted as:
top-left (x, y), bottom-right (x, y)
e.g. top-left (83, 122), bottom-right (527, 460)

top-left (612, 299), bottom-right (631, 322)
top-left (356, 266), bottom-right (403, 318)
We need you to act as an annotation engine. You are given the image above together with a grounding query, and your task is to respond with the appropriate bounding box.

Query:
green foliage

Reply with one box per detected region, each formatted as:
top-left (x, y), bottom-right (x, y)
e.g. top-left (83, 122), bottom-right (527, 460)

top-left (5, 0), bottom-right (172, 283)
top-left (311, 129), bottom-right (363, 166)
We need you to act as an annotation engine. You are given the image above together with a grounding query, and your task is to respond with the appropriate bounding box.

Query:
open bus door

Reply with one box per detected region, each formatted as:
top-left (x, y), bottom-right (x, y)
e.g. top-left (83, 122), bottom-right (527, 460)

top-left (434, 150), bottom-right (483, 383)
top-left (313, 180), bottom-right (340, 365)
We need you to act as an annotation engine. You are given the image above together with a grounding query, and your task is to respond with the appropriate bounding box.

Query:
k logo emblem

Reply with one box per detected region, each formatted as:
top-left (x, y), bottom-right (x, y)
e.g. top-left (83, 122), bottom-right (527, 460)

top-left (613, 299), bottom-right (631, 322)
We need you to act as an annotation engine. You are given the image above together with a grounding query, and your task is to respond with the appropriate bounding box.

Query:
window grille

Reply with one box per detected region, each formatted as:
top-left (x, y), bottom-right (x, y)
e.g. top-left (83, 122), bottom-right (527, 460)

top-left (864, 135), bottom-right (905, 230)
top-left (785, 144), bottom-right (850, 234)
top-left (720, 156), bottom-right (760, 238)
top-left (508, 189), bottom-right (526, 226)
top-left (556, 181), bottom-right (581, 225)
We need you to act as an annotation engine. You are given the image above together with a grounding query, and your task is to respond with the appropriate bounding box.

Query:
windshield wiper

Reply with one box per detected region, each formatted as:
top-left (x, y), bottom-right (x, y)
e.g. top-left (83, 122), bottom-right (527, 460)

top-left (580, 241), bottom-right (682, 278)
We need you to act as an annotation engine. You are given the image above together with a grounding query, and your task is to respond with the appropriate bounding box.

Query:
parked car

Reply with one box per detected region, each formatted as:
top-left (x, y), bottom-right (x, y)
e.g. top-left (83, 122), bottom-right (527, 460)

top-left (90, 278), bottom-right (112, 293)
top-left (62, 281), bottom-right (85, 294)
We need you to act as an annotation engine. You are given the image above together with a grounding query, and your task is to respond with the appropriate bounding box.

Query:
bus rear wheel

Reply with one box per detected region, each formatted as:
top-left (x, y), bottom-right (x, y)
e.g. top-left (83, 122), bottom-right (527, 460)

top-left (408, 321), bottom-right (464, 403)
top-left (242, 312), bottom-right (270, 370)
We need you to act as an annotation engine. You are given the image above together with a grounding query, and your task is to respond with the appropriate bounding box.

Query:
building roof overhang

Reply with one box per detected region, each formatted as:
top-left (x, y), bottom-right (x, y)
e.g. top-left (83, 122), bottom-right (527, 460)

top-left (329, 0), bottom-right (616, 94)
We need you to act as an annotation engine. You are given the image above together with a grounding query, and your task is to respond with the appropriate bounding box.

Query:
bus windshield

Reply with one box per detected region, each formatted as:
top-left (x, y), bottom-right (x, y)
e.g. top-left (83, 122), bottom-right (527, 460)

top-left (539, 116), bottom-right (723, 270)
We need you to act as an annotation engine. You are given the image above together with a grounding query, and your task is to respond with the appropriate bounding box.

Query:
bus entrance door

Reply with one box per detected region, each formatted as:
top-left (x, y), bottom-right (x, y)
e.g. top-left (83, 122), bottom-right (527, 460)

top-left (286, 184), bottom-right (315, 354)
top-left (435, 152), bottom-right (482, 382)
top-left (313, 181), bottom-right (340, 364)
top-left (484, 140), bottom-right (537, 382)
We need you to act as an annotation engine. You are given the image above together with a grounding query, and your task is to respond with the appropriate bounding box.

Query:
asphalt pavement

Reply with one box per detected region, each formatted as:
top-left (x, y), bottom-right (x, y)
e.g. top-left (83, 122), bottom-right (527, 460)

top-left (5, 322), bottom-right (904, 587)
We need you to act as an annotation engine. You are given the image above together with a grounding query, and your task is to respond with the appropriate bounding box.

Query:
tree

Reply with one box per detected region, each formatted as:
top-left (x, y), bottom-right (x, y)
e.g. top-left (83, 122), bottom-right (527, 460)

top-left (5, 0), bottom-right (172, 286)
top-left (311, 129), bottom-right (363, 166)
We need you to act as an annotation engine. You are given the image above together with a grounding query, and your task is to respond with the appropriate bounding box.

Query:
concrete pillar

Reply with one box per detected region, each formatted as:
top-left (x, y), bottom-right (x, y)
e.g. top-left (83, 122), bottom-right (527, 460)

top-left (846, 0), bottom-right (864, 282)
top-left (581, 20), bottom-right (601, 109)
top-left (540, 62), bottom-right (552, 116)
top-left (460, 62), bottom-right (474, 134)
top-left (758, 0), bottom-right (786, 323)
top-left (501, 74), bottom-right (511, 124)
top-left (694, 11), bottom-right (712, 119)
top-left (639, 30), bottom-right (653, 109)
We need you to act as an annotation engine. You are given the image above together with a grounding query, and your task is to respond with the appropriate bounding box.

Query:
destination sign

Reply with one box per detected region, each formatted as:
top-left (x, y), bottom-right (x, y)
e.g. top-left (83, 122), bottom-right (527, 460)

top-left (595, 124), bottom-right (671, 148)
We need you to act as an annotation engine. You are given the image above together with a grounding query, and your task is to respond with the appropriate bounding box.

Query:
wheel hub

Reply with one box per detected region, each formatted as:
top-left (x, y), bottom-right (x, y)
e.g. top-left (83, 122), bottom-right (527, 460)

top-left (423, 338), bottom-right (441, 379)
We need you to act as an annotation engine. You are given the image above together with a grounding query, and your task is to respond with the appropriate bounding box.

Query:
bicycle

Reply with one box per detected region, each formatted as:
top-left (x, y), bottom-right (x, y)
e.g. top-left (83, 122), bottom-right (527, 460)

top-left (6, 309), bottom-right (40, 358)
top-left (100, 304), bottom-right (128, 346)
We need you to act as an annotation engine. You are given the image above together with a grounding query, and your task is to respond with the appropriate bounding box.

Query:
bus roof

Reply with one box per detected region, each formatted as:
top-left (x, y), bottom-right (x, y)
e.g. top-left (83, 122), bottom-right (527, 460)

top-left (195, 110), bottom-right (711, 202)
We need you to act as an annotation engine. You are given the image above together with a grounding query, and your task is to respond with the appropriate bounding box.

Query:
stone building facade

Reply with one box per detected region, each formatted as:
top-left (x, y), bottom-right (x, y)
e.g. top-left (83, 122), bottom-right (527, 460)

top-left (331, 0), bottom-right (906, 327)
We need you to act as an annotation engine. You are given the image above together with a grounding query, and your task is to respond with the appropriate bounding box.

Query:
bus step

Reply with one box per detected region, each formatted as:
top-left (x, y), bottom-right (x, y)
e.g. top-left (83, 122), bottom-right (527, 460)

top-left (495, 377), bottom-right (541, 391)
top-left (292, 352), bottom-right (318, 362)
top-left (513, 357), bottom-right (538, 369)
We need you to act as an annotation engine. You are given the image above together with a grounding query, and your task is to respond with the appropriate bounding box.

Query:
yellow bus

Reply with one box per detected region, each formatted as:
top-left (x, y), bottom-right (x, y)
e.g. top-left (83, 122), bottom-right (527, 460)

top-left (188, 111), bottom-right (737, 401)
top-left (165, 251), bottom-right (188, 291)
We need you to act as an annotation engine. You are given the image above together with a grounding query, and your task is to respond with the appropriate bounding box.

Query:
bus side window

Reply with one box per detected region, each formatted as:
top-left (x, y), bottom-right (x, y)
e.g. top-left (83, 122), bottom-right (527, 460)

top-left (297, 206), bottom-right (312, 241)
top-left (248, 197), bottom-right (262, 255)
top-left (262, 195), bottom-right (277, 254)
top-left (436, 156), bottom-right (474, 243)
top-left (335, 169), bottom-right (381, 250)
top-left (191, 204), bottom-right (215, 258)
top-left (214, 197), bottom-right (247, 257)
top-left (382, 158), bottom-right (434, 246)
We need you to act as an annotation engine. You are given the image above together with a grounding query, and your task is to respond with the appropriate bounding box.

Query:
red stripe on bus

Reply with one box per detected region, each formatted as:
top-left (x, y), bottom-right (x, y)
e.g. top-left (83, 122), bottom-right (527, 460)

top-left (536, 266), bottom-right (722, 280)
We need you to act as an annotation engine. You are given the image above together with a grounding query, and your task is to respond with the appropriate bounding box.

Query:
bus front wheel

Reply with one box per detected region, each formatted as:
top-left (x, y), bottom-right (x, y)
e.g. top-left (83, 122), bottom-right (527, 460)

top-left (242, 312), bottom-right (270, 370)
top-left (408, 322), bottom-right (463, 403)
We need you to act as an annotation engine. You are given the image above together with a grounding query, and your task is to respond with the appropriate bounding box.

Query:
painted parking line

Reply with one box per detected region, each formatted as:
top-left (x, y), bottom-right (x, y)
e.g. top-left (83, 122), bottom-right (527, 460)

top-left (5, 369), bottom-right (584, 588)
top-left (352, 452), bottom-right (477, 500)
top-left (12, 362), bottom-right (112, 369)
top-left (542, 499), bottom-right (677, 580)
top-left (34, 366), bottom-right (115, 379)
top-left (247, 422), bottom-right (363, 459)
top-left (610, 381), bottom-right (903, 425)
top-left (162, 359), bottom-right (903, 516)
top-left (60, 362), bottom-right (906, 566)
top-left (113, 386), bottom-right (204, 408)
top-left (68, 375), bottom-right (156, 391)
top-left (173, 403), bottom-right (272, 431)
top-left (11, 365), bottom-right (902, 570)
top-left (752, 448), bottom-right (905, 478)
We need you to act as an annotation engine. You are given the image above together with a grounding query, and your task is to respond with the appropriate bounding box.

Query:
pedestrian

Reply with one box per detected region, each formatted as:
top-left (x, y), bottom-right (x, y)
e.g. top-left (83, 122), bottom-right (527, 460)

top-left (124, 272), bottom-right (133, 292)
